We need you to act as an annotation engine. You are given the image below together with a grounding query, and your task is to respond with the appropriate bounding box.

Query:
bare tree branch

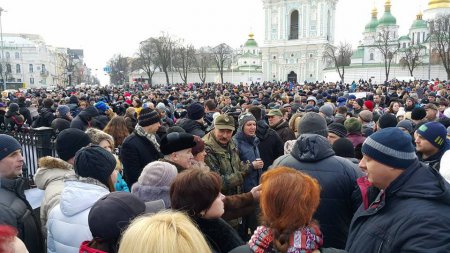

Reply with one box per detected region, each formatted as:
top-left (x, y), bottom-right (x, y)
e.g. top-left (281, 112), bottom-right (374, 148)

top-left (399, 44), bottom-right (425, 76)
top-left (430, 14), bottom-right (450, 80)
top-left (212, 43), bottom-right (233, 84)
top-left (373, 27), bottom-right (400, 82)
top-left (322, 42), bottom-right (353, 83)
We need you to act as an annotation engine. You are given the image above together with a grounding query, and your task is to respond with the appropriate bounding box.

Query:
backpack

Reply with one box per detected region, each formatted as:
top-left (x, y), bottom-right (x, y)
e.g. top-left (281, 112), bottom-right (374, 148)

top-left (10, 114), bottom-right (24, 128)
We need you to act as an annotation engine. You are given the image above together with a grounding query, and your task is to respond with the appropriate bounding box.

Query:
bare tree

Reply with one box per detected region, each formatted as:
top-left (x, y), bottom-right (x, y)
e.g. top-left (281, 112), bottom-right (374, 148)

top-left (322, 42), bottom-right (353, 84)
top-left (430, 14), bottom-right (450, 80)
top-left (399, 44), bottom-right (426, 77)
top-left (373, 27), bottom-right (400, 82)
top-left (152, 33), bottom-right (178, 85)
top-left (173, 43), bottom-right (196, 84)
top-left (212, 43), bottom-right (233, 84)
top-left (0, 60), bottom-right (13, 88)
top-left (108, 54), bottom-right (130, 85)
top-left (194, 47), bottom-right (213, 85)
top-left (133, 39), bottom-right (159, 86)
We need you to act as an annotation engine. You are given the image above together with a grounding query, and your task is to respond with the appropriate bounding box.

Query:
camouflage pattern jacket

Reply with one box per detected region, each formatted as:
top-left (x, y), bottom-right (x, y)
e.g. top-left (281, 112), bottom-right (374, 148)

top-left (203, 132), bottom-right (248, 196)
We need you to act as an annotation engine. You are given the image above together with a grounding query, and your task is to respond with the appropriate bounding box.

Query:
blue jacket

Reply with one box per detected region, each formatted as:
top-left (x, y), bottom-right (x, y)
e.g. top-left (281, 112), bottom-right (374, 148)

top-left (234, 131), bottom-right (261, 193)
top-left (114, 172), bottom-right (130, 192)
top-left (272, 134), bottom-right (362, 249)
top-left (346, 160), bottom-right (450, 253)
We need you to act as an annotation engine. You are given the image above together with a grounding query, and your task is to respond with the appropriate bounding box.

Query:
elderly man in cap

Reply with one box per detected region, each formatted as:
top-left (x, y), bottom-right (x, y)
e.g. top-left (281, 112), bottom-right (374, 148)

top-left (159, 132), bottom-right (197, 172)
top-left (121, 108), bottom-right (163, 187)
top-left (414, 121), bottom-right (450, 171)
top-left (344, 127), bottom-right (450, 252)
top-left (424, 103), bottom-right (439, 122)
top-left (203, 114), bottom-right (249, 196)
top-left (267, 109), bottom-right (295, 143)
top-left (0, 134), bottom-right (45, 253)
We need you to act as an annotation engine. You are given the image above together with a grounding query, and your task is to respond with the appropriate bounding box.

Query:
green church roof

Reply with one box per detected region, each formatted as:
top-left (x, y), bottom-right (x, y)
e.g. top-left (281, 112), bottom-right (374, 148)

top-left (411, 13), bottom-right (428, 30)
top-left (378, 0), bottom-right (396, 26)
top-left (244, 33), bottom-right (258, 47)
top-left (378, 11), bottom-right (397, 26)
top-left (365, 18), bottom-right (379, 32)
top-left (398, 35), bottom-right (411, 41)
top-left (351, 47), bottom-right (364, 59)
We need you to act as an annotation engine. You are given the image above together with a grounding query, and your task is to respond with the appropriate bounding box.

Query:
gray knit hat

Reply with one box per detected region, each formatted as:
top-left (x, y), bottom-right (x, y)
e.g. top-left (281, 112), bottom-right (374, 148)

top-left (319, 104), bottom-right (334, 118)
top-left (131, 161), bottom-right (178, 207)
top-left (298, 112), bottom-right (328, 137)
top-left (238, 113), bottom-right (257, 131)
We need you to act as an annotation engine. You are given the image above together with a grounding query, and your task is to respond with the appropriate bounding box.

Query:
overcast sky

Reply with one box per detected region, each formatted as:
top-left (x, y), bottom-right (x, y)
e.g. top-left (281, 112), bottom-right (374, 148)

top-left (1, 0), bottom-right (429, 84)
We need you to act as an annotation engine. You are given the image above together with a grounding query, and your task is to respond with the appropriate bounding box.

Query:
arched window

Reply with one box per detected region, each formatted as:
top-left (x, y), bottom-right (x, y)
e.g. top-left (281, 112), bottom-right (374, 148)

top-left (289, 10), bottom-right (299, 40)
top-left (403, 43), bottom-right (406, 48)
top-left (6, 64), bottom-right (11, 73)
top-left (16, 64), bottom-right (20, 74)
top-left (5, 52), bottom-right (10, 59)
top-left (370, 53), bottom-right (374, 60)
top-left (15, 52), bottom-right (20, 59)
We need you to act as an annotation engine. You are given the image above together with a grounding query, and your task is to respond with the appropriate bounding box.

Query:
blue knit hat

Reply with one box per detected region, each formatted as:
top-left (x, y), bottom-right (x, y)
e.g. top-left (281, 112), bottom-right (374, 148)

top-left (94, 101), bottom-right (110, 113)
top-left (416, 122), bottom-right (447, 149)
top-left (0, 134), bottom-right (22, 161)
top-left (362, 127), bottom-right (417, 169)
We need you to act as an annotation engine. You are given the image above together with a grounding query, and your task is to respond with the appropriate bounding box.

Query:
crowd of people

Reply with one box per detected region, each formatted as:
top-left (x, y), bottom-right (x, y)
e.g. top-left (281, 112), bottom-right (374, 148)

top-left (1, 79), bottom-right (450, 253)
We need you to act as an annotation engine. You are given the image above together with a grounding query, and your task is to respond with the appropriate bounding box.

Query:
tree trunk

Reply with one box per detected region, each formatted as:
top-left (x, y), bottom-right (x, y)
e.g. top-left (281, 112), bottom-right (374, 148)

top-left (220, 70), bottom-right (224, 84)
top-left (164, 68), bottom-right (170, 85)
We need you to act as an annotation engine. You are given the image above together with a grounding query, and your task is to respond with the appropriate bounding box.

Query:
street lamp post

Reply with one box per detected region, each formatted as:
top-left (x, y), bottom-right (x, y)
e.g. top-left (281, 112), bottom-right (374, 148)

top-left (0, 7), bottom-right (6, 91)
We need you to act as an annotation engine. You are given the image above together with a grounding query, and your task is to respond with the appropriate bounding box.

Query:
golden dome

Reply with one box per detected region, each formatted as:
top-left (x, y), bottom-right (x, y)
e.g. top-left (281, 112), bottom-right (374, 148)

top-left (371, 6), bottom-right (378, 17)
top-left (428, 0), bottom-right (450, 9)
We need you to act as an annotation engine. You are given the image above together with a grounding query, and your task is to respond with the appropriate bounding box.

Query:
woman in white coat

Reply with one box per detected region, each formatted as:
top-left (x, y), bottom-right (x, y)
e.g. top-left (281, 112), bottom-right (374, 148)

top-left (46, 145), bottom-right (117, 253)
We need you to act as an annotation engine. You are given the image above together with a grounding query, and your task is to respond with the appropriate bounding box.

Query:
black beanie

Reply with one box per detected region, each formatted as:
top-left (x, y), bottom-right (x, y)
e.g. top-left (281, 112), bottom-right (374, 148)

top-left (332, 138), bottom-right (355, 158)
top-left (56, 128), bottom-right (91, 161)
top-left (138, 108), bottom-right (160, 127)
top-left (187, 103), bottom-right (205, 120)
top-left (378, 113), bottom-right (398, 129)
top-left (74, 145), bottom-right (116, 187)
top-left (411, 107), bottom-right (426, 121)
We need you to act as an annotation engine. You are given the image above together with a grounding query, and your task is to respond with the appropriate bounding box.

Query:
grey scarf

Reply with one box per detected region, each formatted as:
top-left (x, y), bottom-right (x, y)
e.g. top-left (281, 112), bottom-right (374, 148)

top-left (135, 124), bottom-right (161, 153)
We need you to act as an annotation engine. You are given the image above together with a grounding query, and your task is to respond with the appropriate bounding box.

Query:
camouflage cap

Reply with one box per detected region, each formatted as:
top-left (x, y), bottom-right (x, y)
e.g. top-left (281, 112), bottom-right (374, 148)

top-left (267, 109), bottom-right (283, 117)
top-left (214, 114), bottom-right (235, 131)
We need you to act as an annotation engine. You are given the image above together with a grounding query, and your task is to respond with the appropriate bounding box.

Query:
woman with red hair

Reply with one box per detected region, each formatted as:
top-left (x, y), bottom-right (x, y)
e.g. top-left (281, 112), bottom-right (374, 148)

top-left (0, 225), bottom-right (28, 253)
top-left (230, 166), bottom-right (322, 253)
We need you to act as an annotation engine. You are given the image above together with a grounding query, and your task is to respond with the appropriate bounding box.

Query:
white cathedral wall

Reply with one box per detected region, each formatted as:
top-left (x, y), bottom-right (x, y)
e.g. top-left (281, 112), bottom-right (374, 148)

top-left (322, 64), bottom-right (448, 84)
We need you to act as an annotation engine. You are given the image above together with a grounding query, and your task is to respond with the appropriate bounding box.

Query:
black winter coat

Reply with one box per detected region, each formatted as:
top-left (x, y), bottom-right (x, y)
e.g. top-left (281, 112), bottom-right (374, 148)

top-left (176, 118), bottom-right (206, 137)
top-left (51, 116), bottom-right (71, 133)
top-left (120, 132), bottom-right (163, 188)
top-left (272, 134), bottom-right (362, 249)
top-left (270, 120), bottom-right (296, 143)
top-left (194, 217), bottom-right (244, 253)
top-left (346, 160), bottom-right (450, 253)
top-left (18, 103), bottom-right (32, 125)
top-left (36, 107), bottom-right (54, 127)
top-left (255, 120), bottom-right (284, 171)
top-left (0, 178), bottom-right (45, 253)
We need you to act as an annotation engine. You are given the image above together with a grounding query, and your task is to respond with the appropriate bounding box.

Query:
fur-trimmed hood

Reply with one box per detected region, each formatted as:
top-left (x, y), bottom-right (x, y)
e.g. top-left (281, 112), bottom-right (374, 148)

top-left (34, 156), bottom-right (74, 190)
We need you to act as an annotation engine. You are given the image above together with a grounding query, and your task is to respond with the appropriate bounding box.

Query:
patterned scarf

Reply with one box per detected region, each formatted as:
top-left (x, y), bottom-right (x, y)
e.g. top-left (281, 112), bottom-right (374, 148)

top-left (248, 225), bottom-right (323, 253)
top-left (134, 124), bottom-right (161, 153)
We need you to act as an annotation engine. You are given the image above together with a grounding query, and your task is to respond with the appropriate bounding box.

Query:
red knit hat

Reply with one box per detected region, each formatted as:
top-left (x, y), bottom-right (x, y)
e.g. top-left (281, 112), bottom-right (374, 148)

top-left (364, 100), bottom-right (374, 112)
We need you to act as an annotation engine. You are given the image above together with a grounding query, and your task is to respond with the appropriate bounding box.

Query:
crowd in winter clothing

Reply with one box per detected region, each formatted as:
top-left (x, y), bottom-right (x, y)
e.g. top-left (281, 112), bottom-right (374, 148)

top-left (1, 79), bottom-right (450, 252)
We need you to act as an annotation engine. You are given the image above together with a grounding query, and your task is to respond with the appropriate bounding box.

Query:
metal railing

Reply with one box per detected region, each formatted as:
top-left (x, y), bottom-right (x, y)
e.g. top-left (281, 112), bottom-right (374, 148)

top-left (1, 126), bottom-right (56, 188)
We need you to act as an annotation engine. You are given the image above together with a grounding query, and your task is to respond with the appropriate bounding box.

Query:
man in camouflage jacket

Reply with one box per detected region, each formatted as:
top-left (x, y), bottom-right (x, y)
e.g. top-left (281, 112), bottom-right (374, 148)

top-left (203, 114), bottom-right (249, 196)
